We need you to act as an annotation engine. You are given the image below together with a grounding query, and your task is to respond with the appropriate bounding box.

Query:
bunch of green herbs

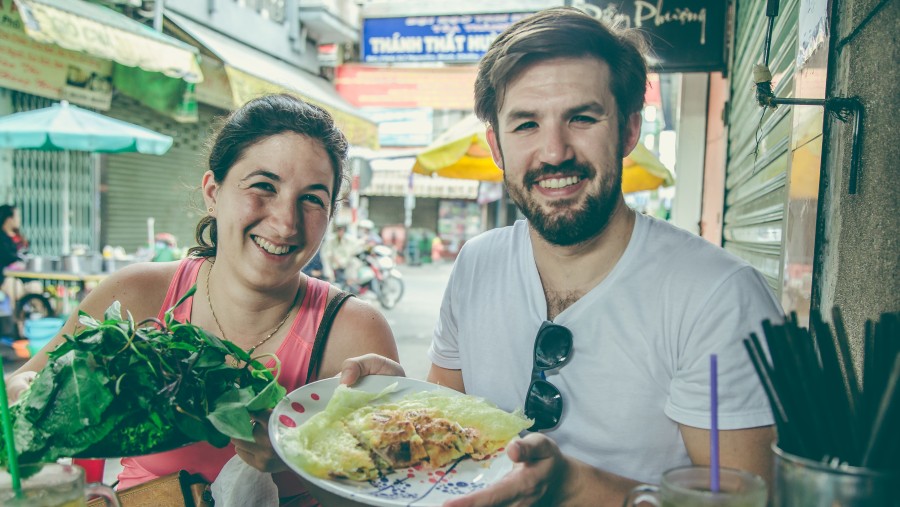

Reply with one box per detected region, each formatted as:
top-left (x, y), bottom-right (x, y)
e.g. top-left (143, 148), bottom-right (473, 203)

top-left (0, 287), bottom-right (286, 465)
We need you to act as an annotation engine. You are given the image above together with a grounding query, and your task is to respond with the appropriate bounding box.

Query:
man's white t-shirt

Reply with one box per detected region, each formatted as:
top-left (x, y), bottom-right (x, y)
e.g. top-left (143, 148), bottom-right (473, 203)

top-left (428, 213), bottom-right (782, 483)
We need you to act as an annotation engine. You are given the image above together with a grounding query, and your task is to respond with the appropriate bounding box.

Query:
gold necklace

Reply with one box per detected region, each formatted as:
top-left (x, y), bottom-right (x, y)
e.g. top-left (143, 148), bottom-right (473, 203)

top-left (205, 260), bottom-right (300, 367)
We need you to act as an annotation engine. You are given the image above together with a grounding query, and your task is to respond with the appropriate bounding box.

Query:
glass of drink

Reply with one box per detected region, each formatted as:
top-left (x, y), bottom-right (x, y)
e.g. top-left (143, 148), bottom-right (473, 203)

top-left (773, 445), bottom-right (897, 506)
top-left (0, 462), bottom-right (120, 506)
top-left (622, 465), bottom-right (767, 506)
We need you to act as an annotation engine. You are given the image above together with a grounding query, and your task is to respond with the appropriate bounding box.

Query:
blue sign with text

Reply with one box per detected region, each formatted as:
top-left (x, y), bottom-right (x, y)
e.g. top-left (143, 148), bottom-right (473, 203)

top-left (362, 13), bottom-right (532, 63)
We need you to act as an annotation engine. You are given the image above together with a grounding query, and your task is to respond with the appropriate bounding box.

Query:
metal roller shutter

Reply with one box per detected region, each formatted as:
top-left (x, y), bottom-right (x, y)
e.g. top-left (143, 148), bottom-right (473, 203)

top-left (10, 91), bottom-right (97, 256)
top-left (724, 0), bottom-right (799, 296)
top-left (103, 97), bottom-right (223, 253)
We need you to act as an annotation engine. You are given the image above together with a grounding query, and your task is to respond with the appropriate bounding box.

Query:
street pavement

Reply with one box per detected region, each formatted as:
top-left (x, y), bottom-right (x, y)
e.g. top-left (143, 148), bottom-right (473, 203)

top-left (377, 260), bottom-right (453, 380)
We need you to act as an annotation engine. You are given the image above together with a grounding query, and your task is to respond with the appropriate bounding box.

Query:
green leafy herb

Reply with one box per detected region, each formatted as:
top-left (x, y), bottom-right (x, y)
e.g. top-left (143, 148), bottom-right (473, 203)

top-left (0, 285), bottom-right (286, 464)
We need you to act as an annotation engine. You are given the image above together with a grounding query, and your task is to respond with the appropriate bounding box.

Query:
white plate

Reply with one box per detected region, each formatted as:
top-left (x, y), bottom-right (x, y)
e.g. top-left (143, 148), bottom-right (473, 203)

top-left (270, 375), bottom-right (514, 506)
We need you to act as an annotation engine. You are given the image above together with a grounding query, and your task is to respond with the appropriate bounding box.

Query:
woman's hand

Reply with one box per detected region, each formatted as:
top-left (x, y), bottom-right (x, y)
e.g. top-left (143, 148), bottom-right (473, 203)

top-left (5, 371), bottom-right (37, 403)
top-left (232, 410), bottom-right (288, 474)
top-left (444, 433), bottom-right (568, 507)
top-left (338, 353), bottom-right (405, 386)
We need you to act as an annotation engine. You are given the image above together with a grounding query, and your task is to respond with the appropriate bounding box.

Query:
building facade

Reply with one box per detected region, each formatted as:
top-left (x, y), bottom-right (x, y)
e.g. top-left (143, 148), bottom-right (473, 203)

top-left (0, 0), bottom-right (372, 256)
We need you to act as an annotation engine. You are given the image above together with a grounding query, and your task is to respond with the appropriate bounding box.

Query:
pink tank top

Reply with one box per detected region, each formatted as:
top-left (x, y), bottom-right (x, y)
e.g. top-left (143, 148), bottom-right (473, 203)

top-left (117, 257), bottom-right (330, 502)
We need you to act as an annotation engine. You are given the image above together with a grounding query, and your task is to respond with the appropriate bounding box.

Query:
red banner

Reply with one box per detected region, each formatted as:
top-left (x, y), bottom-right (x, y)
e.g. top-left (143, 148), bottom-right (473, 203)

top-left (336, 64), bottom-right (477, 110)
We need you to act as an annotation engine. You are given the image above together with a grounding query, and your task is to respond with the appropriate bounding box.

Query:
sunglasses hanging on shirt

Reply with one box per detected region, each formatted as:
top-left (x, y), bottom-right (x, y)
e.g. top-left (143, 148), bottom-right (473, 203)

top-left (524, 321), bottom-right (573, 431)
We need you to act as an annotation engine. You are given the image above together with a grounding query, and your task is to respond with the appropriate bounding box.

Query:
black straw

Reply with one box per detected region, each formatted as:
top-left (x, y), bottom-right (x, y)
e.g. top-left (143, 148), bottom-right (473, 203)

top-left (861, 353), bottom-right (900, 467)
top-left (745, 310), bottom-right (899, 469)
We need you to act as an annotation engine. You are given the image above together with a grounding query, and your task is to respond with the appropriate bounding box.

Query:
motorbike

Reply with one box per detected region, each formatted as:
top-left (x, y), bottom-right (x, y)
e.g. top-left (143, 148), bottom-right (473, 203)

top-left (346, 245), bottom-right (404, 310)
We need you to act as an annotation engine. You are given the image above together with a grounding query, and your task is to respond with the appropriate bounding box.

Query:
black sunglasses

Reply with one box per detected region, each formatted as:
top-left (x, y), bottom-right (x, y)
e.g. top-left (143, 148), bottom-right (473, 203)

top-left (524, 321), bottom-right (573, 431)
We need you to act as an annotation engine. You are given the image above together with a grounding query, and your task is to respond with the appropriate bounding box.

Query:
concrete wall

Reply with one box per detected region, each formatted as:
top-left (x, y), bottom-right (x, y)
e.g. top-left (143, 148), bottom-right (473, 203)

top-left (813, 0), bottom-right (899, 368)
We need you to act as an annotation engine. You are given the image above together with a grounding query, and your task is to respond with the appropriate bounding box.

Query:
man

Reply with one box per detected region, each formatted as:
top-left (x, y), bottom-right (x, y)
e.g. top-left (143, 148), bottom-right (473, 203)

top-left (342, 8), bottom-right (781, 506)
top-left (322, 221), bottom-right (361, 287)
top-left (358, 219), bottom-right (383, 247)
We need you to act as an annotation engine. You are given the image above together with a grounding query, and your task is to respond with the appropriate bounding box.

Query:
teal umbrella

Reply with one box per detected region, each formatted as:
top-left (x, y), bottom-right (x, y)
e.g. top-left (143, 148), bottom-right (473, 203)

top-left (0, 100), bottom-right (173, 254)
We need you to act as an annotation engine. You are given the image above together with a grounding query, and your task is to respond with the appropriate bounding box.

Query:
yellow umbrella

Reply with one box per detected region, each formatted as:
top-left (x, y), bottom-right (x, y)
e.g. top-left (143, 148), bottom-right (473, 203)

top-left (413, 115), bottom-right (674, 192)
top-left (412, 115), bottom-right (502, 182)
top-left (622, 142), bottom-right (675, 194)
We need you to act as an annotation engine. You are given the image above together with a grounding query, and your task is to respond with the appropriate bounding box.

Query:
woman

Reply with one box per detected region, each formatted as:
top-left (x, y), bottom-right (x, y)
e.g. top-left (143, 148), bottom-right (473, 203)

top-left (4, 94), bottom-right (398, 505)
top-left (0, 204), bottom-right (25, 296)
top-left (0, 204), bottom-right (24, 266)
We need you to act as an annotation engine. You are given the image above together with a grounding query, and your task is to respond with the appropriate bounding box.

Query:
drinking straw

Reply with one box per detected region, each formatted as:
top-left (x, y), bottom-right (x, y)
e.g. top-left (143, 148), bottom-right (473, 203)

top-left (831, 308), bottom-right (862, 459)
top-left (861, 352), bottom-right (900, 467)
top-left (812, 312), bottom-right (857, 461)
top-left (710, 354), bottom-right (719, 493)
top-left (761, 318), bottom-right (830, 459)
top-left (745, 310), bottom-right (899, 468)
top-left (782, 316), bottom-right (833, 459)
top-left (743, 338), bottom-right (795, 451)
top-left (0, 357), bottom-right (21, 495)
top-left (863, 320), bottom-right (876, 424)
top-left (832, 308), bottom-right (861, 413)
top-left (761, 320), bottom-right (823, 456)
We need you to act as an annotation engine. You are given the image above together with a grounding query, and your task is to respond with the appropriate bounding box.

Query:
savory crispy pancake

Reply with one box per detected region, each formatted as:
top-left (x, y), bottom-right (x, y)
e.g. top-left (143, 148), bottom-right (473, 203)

top-left (282, 383), bottom-right (532, 480)
top-left (346, 407), bottom-right (429, 468)
top-left (413, 411), bottom-right (474, 465)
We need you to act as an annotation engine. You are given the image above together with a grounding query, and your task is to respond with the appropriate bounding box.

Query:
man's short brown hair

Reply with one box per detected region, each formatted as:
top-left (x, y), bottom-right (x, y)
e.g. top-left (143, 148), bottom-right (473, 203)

top-left (474, 7), bottom-right (648, 132)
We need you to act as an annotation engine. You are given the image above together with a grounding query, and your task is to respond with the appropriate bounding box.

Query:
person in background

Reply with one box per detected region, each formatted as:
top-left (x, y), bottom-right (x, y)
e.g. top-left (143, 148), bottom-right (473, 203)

top-left (339, 8), bottom-right (782, 506)
top-left (430, 235), bottom-right (445, 264)
top-left (322, 221), bottom-right (361, 288)
top-left (5, 94), bottom-right (398, 506)
top-left (151, 232), bottom-right (180, 262)
top-left (358, 219), bottom-right (383, 248)
top-left (0, 205), bottom-right (26, 281)
top-left (301, 250), bottom-right (331, 282)
top-left (3, 205), bottom-right (27, 254)
top-left (0, 205), bottom-right (25, 322)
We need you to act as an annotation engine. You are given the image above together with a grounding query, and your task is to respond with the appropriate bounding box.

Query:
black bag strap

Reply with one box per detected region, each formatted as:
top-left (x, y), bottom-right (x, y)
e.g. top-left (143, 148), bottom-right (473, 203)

top-left (305, 290), bottom-right (354, 382)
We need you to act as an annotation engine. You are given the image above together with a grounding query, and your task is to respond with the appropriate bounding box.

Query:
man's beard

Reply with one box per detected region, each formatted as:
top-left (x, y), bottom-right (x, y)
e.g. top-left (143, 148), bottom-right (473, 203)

top-left (505, 158), bottom-right (622, 247)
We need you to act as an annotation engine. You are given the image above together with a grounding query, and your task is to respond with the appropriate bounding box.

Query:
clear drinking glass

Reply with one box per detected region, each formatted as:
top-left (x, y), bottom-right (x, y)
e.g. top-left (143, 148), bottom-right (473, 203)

top-left (773, 445), bottom-right (898, 507)
top-left (622, 465), bottom-right (767, 507)
top-left (0, 462), bottom-right (120, 507)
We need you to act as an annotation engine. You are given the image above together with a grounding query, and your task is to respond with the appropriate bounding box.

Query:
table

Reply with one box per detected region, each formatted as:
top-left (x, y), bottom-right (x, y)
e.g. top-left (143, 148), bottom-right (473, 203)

top-left (4, 269), bottom-right (108, 286)
top-left (3, 269), bottom-right (109, 317)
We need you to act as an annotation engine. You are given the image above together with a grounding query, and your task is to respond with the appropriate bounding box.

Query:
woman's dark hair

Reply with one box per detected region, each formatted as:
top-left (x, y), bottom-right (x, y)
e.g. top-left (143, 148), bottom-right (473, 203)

top-left (189, 94), bottom-right (349, 258)
top-left (474, 7), bottom-right (648, 138)
top-left (0, 205), bottom-right (16, 226)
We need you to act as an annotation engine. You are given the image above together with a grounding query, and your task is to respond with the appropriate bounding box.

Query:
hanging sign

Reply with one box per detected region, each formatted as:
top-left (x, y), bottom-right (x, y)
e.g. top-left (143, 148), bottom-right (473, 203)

top-left (0, 0), bottom-right (113, 109)
top-left (361, 12), bottom-right (532, 63)
top-left (573, 0), bottom-right (727, 72)
top-left (336, 64), bottom-right (478, 109)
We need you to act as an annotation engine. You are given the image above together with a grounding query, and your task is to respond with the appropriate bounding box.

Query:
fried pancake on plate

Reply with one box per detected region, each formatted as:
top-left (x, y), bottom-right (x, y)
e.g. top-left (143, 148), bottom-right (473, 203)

top-left (282, 383), bottom-right (532, 480)
top-left (345, 405), bottom-right (474, 469)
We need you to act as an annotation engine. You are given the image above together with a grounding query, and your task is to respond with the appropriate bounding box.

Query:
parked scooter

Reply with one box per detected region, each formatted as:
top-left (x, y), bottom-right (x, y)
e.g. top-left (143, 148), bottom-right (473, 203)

top-left (343, 245), bottom-right (404, 310)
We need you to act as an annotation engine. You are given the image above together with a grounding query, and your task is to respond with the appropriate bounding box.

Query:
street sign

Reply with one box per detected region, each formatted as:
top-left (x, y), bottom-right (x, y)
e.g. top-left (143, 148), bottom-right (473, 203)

top-left (361, 12), bottom-right (532, 63)
top-left (573, 0), bottom-right (727, 72)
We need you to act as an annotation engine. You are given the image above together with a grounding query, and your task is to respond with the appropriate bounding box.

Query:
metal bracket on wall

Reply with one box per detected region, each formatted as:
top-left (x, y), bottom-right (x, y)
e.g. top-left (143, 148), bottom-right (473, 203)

top-left (754, 0), bottom-right (866, 194)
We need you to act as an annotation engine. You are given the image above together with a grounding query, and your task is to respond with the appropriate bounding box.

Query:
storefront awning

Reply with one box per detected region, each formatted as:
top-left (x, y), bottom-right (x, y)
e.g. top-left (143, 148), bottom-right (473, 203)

top-left (166, 11), bottom-right (378, 149)
top-left (14, 0), bottom-right (202, 83)
top-left (362, 159), bottom-right (479, 199)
